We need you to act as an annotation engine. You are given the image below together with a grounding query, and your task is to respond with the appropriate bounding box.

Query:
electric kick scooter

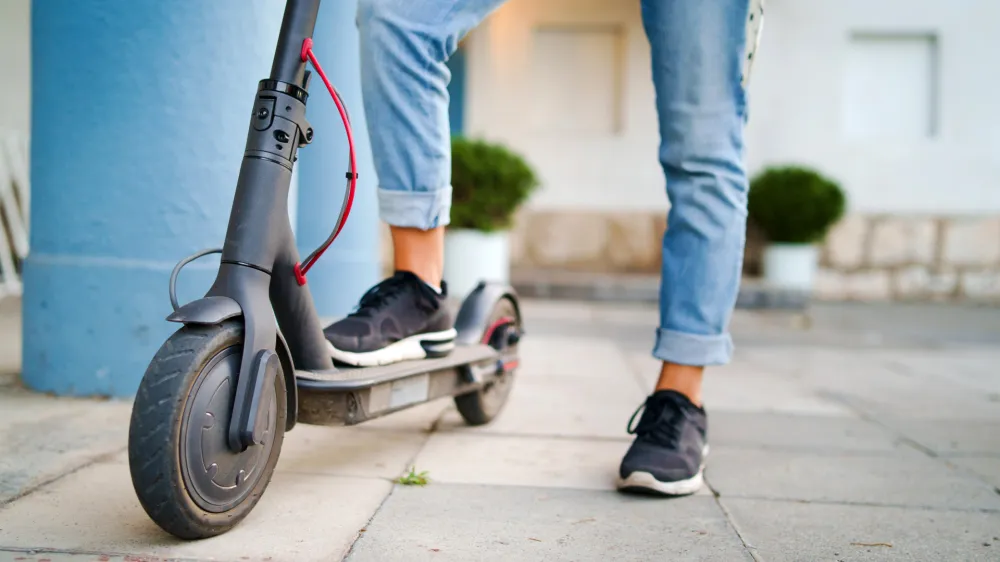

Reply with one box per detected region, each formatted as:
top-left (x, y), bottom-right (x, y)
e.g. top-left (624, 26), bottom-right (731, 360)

top-left (126, 0), bottom-right (522, 540)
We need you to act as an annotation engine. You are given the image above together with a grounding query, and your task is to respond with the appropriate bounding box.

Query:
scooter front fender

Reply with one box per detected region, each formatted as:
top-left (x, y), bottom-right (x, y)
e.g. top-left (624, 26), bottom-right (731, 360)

top-left (165, 294), bottom-right (298, 432)
top-left (166, 295), bottom-right (243, 325)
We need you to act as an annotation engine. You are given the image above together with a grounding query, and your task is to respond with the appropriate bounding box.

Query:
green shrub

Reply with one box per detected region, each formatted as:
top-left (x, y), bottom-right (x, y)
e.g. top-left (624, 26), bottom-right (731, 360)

top-left (747, 166), bottom-right (846, 244)
top-left (450, 137), bottom-right (539, 232)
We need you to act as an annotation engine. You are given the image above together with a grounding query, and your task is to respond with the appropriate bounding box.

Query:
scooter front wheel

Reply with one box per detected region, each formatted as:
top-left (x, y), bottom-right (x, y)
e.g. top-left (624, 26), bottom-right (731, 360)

top-left (128, 321), bottom-right (286, 540)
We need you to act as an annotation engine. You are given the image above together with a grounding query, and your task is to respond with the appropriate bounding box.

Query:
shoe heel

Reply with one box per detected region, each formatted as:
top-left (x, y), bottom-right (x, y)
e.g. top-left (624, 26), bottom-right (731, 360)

top-left (420, 338), bottom-right (455, 358)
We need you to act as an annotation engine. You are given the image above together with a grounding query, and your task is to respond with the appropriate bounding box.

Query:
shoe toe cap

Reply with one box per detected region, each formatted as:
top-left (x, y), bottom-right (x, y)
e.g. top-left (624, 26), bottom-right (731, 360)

top-left (325, 320), bottom-right (374, 352)
top-left (620, 444), bottom-right (698, 481)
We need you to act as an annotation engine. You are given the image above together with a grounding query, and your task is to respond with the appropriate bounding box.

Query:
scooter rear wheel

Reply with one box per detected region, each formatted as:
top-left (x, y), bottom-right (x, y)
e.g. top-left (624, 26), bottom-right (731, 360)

top-left (454, 296), bottom-right (520, 425)
top-left (128, 321), bottom-right (286, 540)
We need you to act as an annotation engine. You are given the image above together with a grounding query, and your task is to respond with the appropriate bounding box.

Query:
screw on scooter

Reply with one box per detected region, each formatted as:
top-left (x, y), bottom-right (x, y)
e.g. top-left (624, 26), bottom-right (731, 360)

top-left (126, 0), bottom-right (522, 541)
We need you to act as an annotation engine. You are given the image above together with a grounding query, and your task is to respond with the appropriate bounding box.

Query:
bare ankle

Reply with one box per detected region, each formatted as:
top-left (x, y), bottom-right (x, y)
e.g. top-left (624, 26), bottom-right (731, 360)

top-left (390, 225), bottom-right (444, 287)
top-left (654, 362), bottom-right (705, 407)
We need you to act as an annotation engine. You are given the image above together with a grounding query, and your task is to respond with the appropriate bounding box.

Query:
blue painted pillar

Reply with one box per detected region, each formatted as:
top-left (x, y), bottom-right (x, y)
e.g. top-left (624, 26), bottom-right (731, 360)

top-left (296, 1), bottom-right (379, 319)
top-left (23, 0), bottom-right (286, 397)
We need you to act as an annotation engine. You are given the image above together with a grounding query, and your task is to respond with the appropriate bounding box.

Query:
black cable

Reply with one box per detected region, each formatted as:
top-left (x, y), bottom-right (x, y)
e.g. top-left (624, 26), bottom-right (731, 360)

top-left (169, 248), bottom-right (222, 312)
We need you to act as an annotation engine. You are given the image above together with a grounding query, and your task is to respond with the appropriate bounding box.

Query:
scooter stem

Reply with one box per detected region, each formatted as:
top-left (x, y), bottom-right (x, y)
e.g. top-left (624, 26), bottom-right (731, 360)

top-left (205, 0), bottom-right (334, 452)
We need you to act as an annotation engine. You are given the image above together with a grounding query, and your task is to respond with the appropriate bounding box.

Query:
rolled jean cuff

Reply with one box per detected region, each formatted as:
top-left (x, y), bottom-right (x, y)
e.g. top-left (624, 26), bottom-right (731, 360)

top-left (653, 328), bottom-right (733, 367)
top-left (377, 185), bottom-right (452, 230)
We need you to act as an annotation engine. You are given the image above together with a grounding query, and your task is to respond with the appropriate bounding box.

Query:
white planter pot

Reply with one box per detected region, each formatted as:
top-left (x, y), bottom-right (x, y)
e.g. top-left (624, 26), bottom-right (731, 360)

top-left (443, 229), bottom-right (510, 300)
top-left (762, 243), bottom-right (818, 291)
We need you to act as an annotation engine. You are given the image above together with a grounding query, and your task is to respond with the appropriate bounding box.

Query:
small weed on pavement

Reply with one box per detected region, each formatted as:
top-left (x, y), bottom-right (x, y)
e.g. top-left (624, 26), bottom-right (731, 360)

top-left (396, 466), bottom-right (430, 486)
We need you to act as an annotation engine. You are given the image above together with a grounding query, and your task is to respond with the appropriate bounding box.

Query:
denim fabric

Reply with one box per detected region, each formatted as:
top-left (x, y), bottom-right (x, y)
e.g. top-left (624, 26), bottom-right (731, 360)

top-left (357, 0), bottom-right (764, 366)
top-left (356, 0), bottom-right (508, 230)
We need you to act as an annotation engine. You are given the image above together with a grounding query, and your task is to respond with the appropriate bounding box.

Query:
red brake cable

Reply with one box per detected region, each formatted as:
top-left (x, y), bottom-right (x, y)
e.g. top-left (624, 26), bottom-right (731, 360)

top-left (293, 37), bottom-right (358, 286)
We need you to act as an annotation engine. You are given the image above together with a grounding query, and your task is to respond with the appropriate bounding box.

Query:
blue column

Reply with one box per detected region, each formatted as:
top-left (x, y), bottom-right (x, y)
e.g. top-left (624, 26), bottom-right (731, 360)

top-left (23, 0), bottom-right (286, 397)
top-left (295, 1), bottom-right (379, 319)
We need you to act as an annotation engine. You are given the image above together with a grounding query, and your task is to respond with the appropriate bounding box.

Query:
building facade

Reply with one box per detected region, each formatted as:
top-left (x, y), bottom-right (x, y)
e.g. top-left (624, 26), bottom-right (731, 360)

top-left (4, 0), bottom-right (1000, 301)
top-left (449, 0), bottom-right (1000, 301)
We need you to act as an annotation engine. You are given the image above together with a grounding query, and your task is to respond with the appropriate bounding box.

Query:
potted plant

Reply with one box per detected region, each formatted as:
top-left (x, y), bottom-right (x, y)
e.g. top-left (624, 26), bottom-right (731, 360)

top-left (444, 137), bottom-right (539, 299)
top-left (748, 165), bottom-right (846, 291)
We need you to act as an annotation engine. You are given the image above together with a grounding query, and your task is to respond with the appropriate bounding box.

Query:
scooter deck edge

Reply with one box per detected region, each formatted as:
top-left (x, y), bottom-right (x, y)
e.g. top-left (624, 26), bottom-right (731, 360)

top-left (293, 344), bottom-right (506, 426)
top-left (294, 343), bottom-right (497, 390)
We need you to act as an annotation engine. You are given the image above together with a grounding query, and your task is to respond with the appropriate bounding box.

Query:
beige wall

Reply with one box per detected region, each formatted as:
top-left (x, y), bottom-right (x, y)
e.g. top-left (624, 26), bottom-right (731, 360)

top-left (0, 0), bottom-right (31, 137)
top-left (465, 0), bottom-right (666, 213)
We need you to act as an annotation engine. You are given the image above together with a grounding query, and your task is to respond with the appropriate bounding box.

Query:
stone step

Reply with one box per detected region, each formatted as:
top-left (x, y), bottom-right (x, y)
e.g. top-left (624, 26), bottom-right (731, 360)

top-left (510, 269), bottom-right (809, 310)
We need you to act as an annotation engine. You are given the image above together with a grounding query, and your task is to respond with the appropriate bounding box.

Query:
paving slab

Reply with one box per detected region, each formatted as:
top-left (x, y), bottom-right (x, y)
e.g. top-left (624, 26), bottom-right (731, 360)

top-left (783, 349), bottom-right (1000, 423)
top-left (879, 349), bottom-right (1000, 395)
top-left (703, 373), bottom-right (853, 418)
top-left (435, 374), bottom-right (644, 440)
top-left (0, 392), bottom-right (131, 504)
top-left (627, 351), bottom-right (857, 418)
top-left (0, 552), bottom-right (189, 561)
top-left (705, 446), bottom-right (1000, 511)
top-left (346, 484), bottom-right (751, 562)
top-left (276, 424), bottom-right (429, 480)
top-left (947, 457), bottom-right (1000, 489)
top-left (0, 461), bottom-right (389, 562)
top-left (722, 497), bottom-right (1000, 562)
top-left (829, 387), bottom-right (1000, 423)
top-left (878, 419), bottom-right (1000, 456)
top-left (515, 335), bottom-right (637, 381)
top-left (408, 433), bottom-right (634, 491)
top-left (708, 412), bottom-right (904, 452)
top-left (0, 387), bottom-right (123, 426)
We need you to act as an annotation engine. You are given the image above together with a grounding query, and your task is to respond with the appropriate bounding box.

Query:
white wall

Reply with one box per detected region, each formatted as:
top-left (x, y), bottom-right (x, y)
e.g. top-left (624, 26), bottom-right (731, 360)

top-left (468, 0), bottom-right (1000, 215)
top-left (0, 0), bottom-right (31, 138)
top-left (744, 0), bottom-right (1000, 215)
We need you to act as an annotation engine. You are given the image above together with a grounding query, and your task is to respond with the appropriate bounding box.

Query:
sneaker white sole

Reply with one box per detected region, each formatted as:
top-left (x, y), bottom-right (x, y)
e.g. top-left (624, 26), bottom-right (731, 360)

top-left (327, 328), bottom-right (457, 367)
top-left (617, 445), bottom-right (709, 497)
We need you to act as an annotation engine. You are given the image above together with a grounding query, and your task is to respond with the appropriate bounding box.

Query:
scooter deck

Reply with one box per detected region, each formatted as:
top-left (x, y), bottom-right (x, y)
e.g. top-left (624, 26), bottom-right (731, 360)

top-left (294, 344), bottom-right (504, 426)
top-left (295, 344), bottom-right (497, 389)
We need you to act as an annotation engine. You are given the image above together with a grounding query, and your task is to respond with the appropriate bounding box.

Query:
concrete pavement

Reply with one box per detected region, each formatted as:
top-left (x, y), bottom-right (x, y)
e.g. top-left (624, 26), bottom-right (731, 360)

top-left (0, 299), bottom-right (998, 561)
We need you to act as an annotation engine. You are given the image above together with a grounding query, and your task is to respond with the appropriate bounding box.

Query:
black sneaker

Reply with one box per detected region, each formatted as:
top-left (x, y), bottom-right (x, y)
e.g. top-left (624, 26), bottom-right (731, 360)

top-left (617, 390), bottom-right (708, 496)
top-left (323, 271), bottom-right (455, 367)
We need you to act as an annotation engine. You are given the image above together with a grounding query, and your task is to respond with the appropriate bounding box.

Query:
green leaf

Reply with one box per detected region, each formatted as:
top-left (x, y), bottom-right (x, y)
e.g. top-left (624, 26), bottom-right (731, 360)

top-left (449, 136), bottom-right (539, 232)
top-left (395, 466), bottom-right (430, 486)
top-left (747, 165), bottom-right (847, 244)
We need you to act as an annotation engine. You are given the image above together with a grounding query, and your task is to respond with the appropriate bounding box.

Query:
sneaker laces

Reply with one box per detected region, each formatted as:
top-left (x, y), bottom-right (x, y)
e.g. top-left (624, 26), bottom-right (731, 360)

top-left (348, 271), bottom-right (440, 318)
top-left (626, 393), bottom-right (686, 448)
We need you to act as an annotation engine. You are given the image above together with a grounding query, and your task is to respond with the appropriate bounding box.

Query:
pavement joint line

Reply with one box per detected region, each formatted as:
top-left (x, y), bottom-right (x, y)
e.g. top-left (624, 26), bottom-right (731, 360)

top-left (272, 470), bottom-right (405, 483)
top-left (427, 429), bottom-right (635, 443)
top-left (340, 422), bottom-right (441, 561)
top-left (812, 390), bottom-right (945, 458)
top-left (714, 494), bottom-right (1000, 514)
top-left (709, 491), bottom-right (766, 562)
top-left (778, 393), bottom-right (1000, 494)
top-left (418, 428), bottom-right (936, 455)
top-left (339, 489), bottom-right (393, 562)
top-left (0, 447), bottom-right (126, 510)
top-left (938, 452), bottom-right (1000, 459)
top-left (938, 458), bottom-right (1000, 494)
top-left (426, 406), bottom-right (450, 434)
top-left (704, 443), bottom-right (915, 457)
top-left (622, 352), bottom-right (660, 396)
top-left (0, 545), bottom-right (203, 561)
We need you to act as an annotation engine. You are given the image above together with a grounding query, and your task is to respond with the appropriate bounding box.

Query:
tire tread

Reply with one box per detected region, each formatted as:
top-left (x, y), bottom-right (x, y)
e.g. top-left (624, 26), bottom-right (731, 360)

top-left (127, 322), bottom-right (285, 540)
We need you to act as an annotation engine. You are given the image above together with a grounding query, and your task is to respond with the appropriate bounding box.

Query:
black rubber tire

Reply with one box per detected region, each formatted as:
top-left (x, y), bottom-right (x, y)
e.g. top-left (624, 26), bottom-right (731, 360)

top-left (127, 321), bottom-right (286, 540)
top-left (454, 296), bottom-right (519, 426)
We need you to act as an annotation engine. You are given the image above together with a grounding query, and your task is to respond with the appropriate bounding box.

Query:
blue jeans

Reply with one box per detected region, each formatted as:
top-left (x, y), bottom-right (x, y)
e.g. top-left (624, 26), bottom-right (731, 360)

top-left (357, 0), bottom-right (764, 367)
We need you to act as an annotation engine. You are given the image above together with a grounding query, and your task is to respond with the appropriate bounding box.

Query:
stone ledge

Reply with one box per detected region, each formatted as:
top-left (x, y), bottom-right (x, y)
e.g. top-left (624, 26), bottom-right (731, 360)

top-left (510, 269), bottom-right (810, 310)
